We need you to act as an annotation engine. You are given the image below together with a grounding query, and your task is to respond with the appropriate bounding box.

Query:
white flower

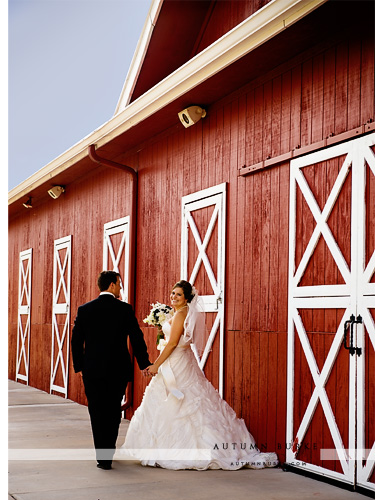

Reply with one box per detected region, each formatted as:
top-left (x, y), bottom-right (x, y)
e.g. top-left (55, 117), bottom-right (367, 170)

top-left (143, 301), bottom-right (173, 346)
top-left (143, 302), bottom-right (173, 327)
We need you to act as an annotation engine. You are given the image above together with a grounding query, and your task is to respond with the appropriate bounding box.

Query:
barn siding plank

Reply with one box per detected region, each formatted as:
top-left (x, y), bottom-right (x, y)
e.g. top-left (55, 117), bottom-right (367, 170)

top-left (312, 54), bottom-right (324, 143)
top-left (335, 41), bottom-right (348, 136)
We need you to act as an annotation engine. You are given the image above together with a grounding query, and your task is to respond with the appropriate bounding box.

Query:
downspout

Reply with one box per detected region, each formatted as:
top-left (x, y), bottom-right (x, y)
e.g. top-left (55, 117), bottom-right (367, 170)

top-left (88, 144), bottom-right (137, 411)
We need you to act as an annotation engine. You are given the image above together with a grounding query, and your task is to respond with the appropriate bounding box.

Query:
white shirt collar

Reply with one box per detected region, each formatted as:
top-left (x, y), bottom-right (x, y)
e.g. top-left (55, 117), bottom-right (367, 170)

top-left (99, 292), bottom-right (115, 298)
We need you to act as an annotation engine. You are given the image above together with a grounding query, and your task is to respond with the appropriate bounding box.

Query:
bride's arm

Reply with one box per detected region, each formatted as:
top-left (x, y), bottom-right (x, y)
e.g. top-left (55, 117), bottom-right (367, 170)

top-left (148, 311), bottom-right (186, 375)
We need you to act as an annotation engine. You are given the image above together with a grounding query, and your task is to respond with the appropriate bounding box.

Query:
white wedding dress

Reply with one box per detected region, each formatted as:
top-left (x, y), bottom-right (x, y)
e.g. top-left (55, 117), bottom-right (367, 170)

top-left (121, 321), bottom-right (278, 470)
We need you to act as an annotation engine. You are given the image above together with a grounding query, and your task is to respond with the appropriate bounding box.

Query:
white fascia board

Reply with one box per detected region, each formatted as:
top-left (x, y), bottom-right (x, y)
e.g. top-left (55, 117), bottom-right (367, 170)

top-left (114, 0), bottom-right (163, 114)
top-left (9, 0), bottom-right (327, 205)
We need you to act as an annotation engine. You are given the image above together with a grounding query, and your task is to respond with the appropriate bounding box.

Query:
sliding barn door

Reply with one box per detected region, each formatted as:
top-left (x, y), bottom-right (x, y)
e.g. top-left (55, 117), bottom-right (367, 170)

top-left (181, 183), bottom-right (226, 396)
top-left (50, 236), bottom-right (72, 397)
top-left (286, 133), bottom-right (375, 493)
top-left (103, 216), bottom-right (130, 302)
top-left (16, 248), bottom-right (32, 384)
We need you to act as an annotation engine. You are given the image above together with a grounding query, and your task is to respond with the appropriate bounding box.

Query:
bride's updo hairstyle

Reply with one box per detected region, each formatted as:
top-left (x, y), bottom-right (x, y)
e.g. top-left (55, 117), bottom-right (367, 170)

top-left (173, 280), bottom-right (195, 303)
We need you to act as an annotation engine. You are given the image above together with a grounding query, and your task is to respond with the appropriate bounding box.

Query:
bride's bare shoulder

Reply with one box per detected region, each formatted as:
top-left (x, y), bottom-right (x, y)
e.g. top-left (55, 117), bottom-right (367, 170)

top-left (171, 308), bottom-right (187, 324)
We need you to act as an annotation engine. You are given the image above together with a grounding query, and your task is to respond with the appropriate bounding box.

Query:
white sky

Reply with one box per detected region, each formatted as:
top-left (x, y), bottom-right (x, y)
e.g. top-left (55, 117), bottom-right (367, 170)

top-left (8, 0), bottom-right (152, 190)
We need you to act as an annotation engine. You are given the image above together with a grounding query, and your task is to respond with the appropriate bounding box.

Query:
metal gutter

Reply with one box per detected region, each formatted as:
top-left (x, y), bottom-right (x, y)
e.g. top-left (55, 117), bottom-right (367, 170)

top-left (87, 144), bottom-right (138, 411)
top-left (9, 0), bottom-right (327, 205)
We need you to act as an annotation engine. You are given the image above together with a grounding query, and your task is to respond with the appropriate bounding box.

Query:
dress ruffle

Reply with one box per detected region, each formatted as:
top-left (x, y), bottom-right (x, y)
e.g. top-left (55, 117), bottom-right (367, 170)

top-left (121, 324), bottom-right (278, 470)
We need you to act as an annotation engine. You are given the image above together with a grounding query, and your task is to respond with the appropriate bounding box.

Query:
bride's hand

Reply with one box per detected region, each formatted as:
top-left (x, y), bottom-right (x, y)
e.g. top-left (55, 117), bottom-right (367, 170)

top-left (148, 364), bottom-right (158, 376)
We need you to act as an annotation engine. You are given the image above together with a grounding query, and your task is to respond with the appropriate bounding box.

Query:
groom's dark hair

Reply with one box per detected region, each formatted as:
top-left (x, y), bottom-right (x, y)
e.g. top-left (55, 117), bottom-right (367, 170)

top-left (97, 271), bottom-right (120, 292)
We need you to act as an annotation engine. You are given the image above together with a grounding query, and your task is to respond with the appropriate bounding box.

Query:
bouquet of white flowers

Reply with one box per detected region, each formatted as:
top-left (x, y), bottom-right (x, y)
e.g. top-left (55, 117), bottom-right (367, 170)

top-left (143, 302), bottom-right (173, 346)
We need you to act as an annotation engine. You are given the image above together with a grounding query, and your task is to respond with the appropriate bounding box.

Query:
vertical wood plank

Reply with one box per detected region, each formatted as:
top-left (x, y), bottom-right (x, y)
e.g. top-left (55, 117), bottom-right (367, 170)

top-left (276, 330), bottom-right (287, 462)
top-left (271, 76), bottom-right (282, 158)
top-left (347, 38), bottom-right (361, 130)
top-left (245, 89), bottom-right (255, 167)
top-left (278, 162), bottom-right (289, 333)
top-left (253, 86), bottom-right (264, 164)
top-left (251, 171), bottom-right (262, 331)
top-left (258, 331), bottom-right (269, 448)
top-left (243, 171), bottom-right (254, 333)
top-left (311, 53), bottom-right (324, 143)
top-left (260, 168), bottom-right (271, 332)
top-left (263, 80), bottom-right (273, 160)
top-left (269, 165), bottom-right (280, 331)
top-left (249, 331), bottom-right (260, 439)
top-left (301, 59), bottom-right (313, 148)
top-left (281, 71), bottom-right (292, 154)
top-left (226, 100), bottom-right (238, 331)
top-left (290, 65), bottom-right (302, 150)
top-left (335, 41), bottom-right (348, 135)
top-left (360, 34), bottom-right (375, 124)
top-left (323, 47), bottom-right (336, 139)
top-left (266, 332), bottom-right (278, 450)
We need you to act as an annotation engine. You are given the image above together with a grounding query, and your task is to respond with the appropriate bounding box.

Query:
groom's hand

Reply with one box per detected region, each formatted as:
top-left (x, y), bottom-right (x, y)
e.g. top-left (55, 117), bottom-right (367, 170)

top-left (142, 366), bottom-right (152, 377)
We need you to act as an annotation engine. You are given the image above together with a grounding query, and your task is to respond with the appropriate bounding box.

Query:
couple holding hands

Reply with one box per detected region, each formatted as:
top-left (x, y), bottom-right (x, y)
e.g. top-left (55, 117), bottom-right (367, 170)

top-left (71, 271), bottom-right (277, 471)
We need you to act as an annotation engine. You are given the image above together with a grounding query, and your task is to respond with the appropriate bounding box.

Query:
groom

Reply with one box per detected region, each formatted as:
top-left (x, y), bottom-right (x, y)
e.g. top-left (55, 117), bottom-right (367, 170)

top-left (71, 270), bottom-right (151, 470)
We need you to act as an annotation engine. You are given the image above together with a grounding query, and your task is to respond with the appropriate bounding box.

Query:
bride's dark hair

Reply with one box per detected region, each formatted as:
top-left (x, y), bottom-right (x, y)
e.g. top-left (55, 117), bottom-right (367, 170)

top-left (173, 280), bottom-right (194, 303)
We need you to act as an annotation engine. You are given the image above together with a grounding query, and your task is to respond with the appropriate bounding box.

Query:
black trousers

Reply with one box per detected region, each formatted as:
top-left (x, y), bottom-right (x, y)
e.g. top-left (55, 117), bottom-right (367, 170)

top-left (83, 376), bottom-right (127, 464)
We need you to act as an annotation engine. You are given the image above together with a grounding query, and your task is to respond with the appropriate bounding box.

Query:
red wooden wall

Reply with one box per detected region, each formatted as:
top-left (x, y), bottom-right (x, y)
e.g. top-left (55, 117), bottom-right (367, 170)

top-left (8, 166), bottom-right (136, 404)
top-left (8, 13), bottom-right (374, 464)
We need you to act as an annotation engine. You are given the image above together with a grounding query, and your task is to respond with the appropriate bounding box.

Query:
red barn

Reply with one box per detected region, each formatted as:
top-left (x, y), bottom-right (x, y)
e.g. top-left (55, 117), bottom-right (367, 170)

top-left (8, 0), bottom-right (374, 493)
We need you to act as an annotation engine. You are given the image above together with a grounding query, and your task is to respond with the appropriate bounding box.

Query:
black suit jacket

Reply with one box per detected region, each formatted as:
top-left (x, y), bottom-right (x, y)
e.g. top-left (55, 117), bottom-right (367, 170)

top-left (71, 294), bottom-right (150, 384)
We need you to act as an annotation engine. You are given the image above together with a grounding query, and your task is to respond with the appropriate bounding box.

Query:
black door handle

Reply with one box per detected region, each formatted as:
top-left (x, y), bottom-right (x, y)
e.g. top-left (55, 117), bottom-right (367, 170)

top-left (343, 314), bottom-right (362, 356)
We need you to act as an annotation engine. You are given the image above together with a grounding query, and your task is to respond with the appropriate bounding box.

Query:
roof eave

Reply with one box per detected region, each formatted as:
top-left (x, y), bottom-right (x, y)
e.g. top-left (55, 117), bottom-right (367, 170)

top-left (114, 0), bottom-right (163, 114)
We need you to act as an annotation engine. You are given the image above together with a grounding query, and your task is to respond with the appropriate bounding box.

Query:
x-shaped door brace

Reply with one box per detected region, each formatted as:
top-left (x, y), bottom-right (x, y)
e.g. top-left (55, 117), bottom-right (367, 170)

top-left (292, 151), bottom-right (352, 289)
top-left (17, 315), bottom-right (30, 381)
top-left (362, 146), bottom-right (375, 291)
top-left (104, 230), bottom-right (126, 274)
top-left (19, 257), bottom-right (31, 309)
top-left (103, 218), bottom-right (130, 302)
top-left (54, 247), bottom-right (69, 306)
top-left (51, 315), bottom-right (69, 386)
top-left (186, 205), bottom-right (219, 297)
top-left (17, 250), bottom-right (32, 383)
top-left (51, 237), bottom-right (71, 397)
top-left (290, 304), bottom-right (351, 475)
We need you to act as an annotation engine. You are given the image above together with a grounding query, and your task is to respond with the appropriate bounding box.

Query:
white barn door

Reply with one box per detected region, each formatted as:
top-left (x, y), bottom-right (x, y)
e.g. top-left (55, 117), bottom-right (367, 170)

top-left (50, 236), bottom-right (72, 397)
top-left (286, 133), bottom-right (375, 493)
top-left (181, 183), bottom-right (226, 396)
top-left (103, 217), bottom-right (130, 302)
top-left (16, 248), bottom-right (32, 384)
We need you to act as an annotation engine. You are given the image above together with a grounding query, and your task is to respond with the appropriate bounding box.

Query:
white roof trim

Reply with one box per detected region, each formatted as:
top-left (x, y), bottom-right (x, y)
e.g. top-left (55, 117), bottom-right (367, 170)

top-left (9, 0), bottom-right (327, 205)
top-left (114, 0), bottom-right (163, 114)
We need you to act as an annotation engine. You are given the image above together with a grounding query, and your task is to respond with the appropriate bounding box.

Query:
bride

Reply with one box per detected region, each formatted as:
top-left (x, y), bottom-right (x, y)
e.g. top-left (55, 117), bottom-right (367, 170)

top-left (121, 280), bottom-right (278, 470)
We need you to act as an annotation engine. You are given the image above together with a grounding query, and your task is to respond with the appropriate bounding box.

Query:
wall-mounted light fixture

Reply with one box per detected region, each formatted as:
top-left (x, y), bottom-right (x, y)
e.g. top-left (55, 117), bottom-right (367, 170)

top-left (48, 186), bottom-right (65, 199)
top-left (178, 105), bottom-right (206, 128)
top-left (22, 197), bottom-right (33, 209)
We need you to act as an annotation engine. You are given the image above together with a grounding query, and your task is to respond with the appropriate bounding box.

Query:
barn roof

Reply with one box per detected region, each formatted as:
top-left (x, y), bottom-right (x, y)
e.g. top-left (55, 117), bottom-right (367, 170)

top-left (9, 0), bottom-right (346, 218)
top-left (115, 0), bottom-right (216, 112)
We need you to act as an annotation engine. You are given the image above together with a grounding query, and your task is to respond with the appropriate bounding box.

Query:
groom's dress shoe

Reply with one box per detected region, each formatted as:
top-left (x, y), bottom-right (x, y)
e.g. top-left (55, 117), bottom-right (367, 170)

top-left (97, 462), bottom-right (112, 470)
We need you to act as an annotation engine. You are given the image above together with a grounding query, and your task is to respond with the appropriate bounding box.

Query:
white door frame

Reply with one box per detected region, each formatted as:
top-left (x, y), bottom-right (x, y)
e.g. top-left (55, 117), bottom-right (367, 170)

top-left (103, 216), bottom-right (130, 302)
top-left (16, 248), bottom-right (32, 384)
top-left (356, 135), bottom-right (375, 491)
top-left (50, 235), bottom-right (72, 397)
top-left (286, 133), bottom-right (375, 492)
top-left (181, 183), bottom-right (226, 396)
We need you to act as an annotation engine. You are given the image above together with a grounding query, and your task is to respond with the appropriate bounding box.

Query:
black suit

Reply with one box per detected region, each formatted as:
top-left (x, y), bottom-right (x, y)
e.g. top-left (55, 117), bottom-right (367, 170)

top-left (71, 293), bottom-right (150, 466)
